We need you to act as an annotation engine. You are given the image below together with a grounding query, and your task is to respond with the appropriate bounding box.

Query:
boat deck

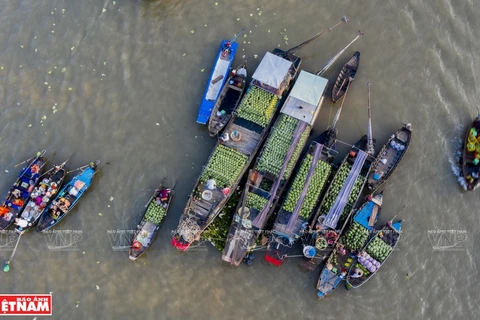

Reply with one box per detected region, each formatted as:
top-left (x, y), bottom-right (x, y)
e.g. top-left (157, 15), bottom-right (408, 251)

top-left (222, 123), bottom-right (262, 156)
top-left (188, 183), bottom-right (225, 219)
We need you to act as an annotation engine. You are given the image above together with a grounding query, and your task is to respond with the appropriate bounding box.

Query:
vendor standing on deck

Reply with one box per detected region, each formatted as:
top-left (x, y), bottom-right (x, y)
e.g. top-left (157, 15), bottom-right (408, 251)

top-left (206, 177), bottom-right (217, 190)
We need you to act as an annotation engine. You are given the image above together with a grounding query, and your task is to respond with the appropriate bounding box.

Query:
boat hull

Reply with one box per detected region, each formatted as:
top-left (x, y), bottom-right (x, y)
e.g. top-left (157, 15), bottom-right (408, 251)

top-left (196, 40), bottom-right (239, 124)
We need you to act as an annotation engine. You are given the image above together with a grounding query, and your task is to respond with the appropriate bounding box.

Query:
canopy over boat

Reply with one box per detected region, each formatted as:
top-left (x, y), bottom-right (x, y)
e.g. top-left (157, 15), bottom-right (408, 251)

top-left (280, 70), bottom-right (328, 125)
top-left (252, 52), bottom-right (292, 94)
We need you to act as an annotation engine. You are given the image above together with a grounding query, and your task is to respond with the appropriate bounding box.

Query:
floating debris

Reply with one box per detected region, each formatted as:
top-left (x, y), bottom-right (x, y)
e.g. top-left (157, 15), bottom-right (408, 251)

top-left (5, 170), bottom-right (9, 173)
top-left (71, 46), bottom-right (75, 51)
top-left (102, 8), bottom-right (106, 13)
top-left (62, 67), bottom-right (66, 73)
top-left (253, 54), bottom-right (258, 59)
top-left (96, 285), bottom-right (100, 290)
top-left (113, 1), bottom-right (116, 5)
top-left (110, 197), bottom-right (114, 201)
top-left (156, 123), bottom-right (160, 126)
top-left (28, 124), bottom-right (32, 127)
top-left (98, 213), bottom-right (102, 216)
top-left (200, 69), bottom-right (205, 72)
top-left (68, 87), bottom-right (72, 91)
top-left (191, 29), bottom-right (195, 34)
top-left (41, 115), bottom-right (47, 120)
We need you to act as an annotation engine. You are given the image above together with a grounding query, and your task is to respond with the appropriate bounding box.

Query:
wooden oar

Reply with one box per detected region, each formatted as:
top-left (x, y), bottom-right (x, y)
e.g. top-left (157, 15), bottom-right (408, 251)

top-left (230, 27), bottom-right (246, 43)
top-left (316, 30), bottom-right (364, 76)
top-left (331, 77), bottom-right (354, 130)
top-left (286, 16), bottom-right (349, 54)
top-left (14, 149), bottom-right (46, 168)
top-left (366, 82), bottom-right (375, 155)
top-left (3, 234), bottom-right (22, 272)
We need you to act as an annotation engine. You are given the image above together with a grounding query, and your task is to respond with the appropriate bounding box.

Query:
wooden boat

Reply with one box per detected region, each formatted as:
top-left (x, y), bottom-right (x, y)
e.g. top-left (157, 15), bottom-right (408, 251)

top-left (345, 218), bottom-right (402, 289)
top-left (460, 115), bottom-right (480, 190)
top-left (207, 62), bottom-right (248, 136)
top-left (263, 40), bottom-right (362, 267)
top-left (172, 49), bottom-right (302, 251)
top-left (264, 140), bottom-right (337, 266)
top-left (170, 19), bottom-right (353, 251)
top-left (129, 185), bottom-right (174, 261)
top-left (196, 30), bottom-right (244, 124)
top-left (367, 124), bottom-right (412, 192)
top-left (36, 161), bottom-right (99, 232)
top-left (300, 83), bottom-right (376, 271)
top-left (14, 158), bottom-right (70, 235)
top-left (221, 69), bottom-right (330, 266)
top-left (331, 51), bottom-right (360, 103)
top-left (299, 135), bottom-right (375, 272)
top-left (316, 192), bottom-right (382, 299)
top-left (0, 150), bottom-right (47, 230)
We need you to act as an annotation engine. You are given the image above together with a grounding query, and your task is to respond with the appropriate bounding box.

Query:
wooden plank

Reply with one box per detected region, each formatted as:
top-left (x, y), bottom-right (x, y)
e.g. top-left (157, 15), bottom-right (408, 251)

top-left (368, 205), bottom-right (378, 227)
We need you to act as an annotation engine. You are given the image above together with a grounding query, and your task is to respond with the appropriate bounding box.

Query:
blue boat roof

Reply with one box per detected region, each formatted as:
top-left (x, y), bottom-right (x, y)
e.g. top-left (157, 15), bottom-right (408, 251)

top-left (392, 221), bottom-right (402, 232)
top-left (353, 201), bottom-right (375, 230)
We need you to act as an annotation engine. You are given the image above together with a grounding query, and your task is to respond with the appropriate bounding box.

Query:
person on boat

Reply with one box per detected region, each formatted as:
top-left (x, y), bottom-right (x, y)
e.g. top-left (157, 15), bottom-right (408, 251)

top-left (221, 185), bottom-right (230, 196)
top-left (216, 110), bottom-right (226, 118)
top-left (351, 268), bottom-right (364, 279)
top-left (50, 206), bottom-right (60, 219)
top-left (205, 177), bottom-right (217, 190)
top-left (220, 132), bottom-right (230, 143)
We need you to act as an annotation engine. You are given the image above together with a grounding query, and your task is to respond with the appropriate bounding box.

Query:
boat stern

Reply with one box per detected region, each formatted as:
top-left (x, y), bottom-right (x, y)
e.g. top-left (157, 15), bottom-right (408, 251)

top-left (171, 236), bottom-right (191, 251)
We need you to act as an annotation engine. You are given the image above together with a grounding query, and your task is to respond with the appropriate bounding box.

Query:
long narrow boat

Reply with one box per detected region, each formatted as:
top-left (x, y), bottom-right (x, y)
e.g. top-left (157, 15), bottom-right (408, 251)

top-left (459, 115), bottom-right (480, 190)
top-left (221, 70), bottom-right (328, 266)
top-left (345, 218), bottom-right (402, 289)
top-left (332, 51), bottom-right (360, 103)
top-left (0, 150), bottom-right (47, 230)
top-left (299, 135), bottom-right (375, 271)
top-left (300, 83), bottom-right (376, 272)
top-left (264, 48), bottom-right (359, 267)
top-left (14, 158), bottom-right (71, 234)
top-left (367, 124), bottom-right (412, 192)
top-left (208, 62), bottom-right (248, 136)
top-left (264, 140), bottom-right (337, 266)
top-left (196, 33), bottom-right (242, 124)
top-left (36, 161), bottom-right (100, 232)
top-left (129, 185), bottom-right (173, 261)
top-left (172, 18), bottom-right (350, 251)
top-left (316, 192), bottom-right (382, 299)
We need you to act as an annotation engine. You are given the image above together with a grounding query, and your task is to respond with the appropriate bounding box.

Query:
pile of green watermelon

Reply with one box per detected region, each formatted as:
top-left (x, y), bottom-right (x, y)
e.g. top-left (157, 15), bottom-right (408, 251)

top-left (201, 144), bottom-right (248, 187)
top-left (257, 114), bottom-right (309, 177)
top-left (319, 162), bottom-right (365, 223)
top-left (246, 192), bottom-right (268, 212)
top-left (282, 155), bottom-right (332, 219)
top-left (366, 236), bottom-right (393, 262)
top-left (236, 87), bottom-right (278, 127)
top-left (145, 203), bottom-right (166, 224)
top-left (341, 222), bottom-right (369, 251)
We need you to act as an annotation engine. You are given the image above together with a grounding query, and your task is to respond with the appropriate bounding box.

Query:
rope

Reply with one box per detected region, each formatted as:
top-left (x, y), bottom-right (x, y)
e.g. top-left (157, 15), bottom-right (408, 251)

top-left (176, 218), bottom-right (201, 244)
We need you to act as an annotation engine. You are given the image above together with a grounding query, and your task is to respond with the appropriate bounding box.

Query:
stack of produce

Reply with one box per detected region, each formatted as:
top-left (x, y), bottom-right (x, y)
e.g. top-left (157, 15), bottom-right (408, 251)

top-left (257, 115), bottom-right (305, 176)
top-left (341, 222), bottom-right (369, 251)
top-left (339, 176), bottom-right (366, 222)
top-left (284, 128), bottom-right (310, 178)
top-left (145, 203), bottom-right (166, 224)
top-left (358, 252), bottom-right (381, 273)
top-left (319, 161), bottom-right (365, 223)
top-left (246, 192), bottom-right (268, 212)
top-left (366, 236), bottom-right (393, 262)
top-left (201, 144), bottom-right (248, 187)
top-left (282, 155), bottom-right (332, 219)
top-left (354, 262), bottom-right (370, 276)
top-left (236, 87), bottom-right (278, 127)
